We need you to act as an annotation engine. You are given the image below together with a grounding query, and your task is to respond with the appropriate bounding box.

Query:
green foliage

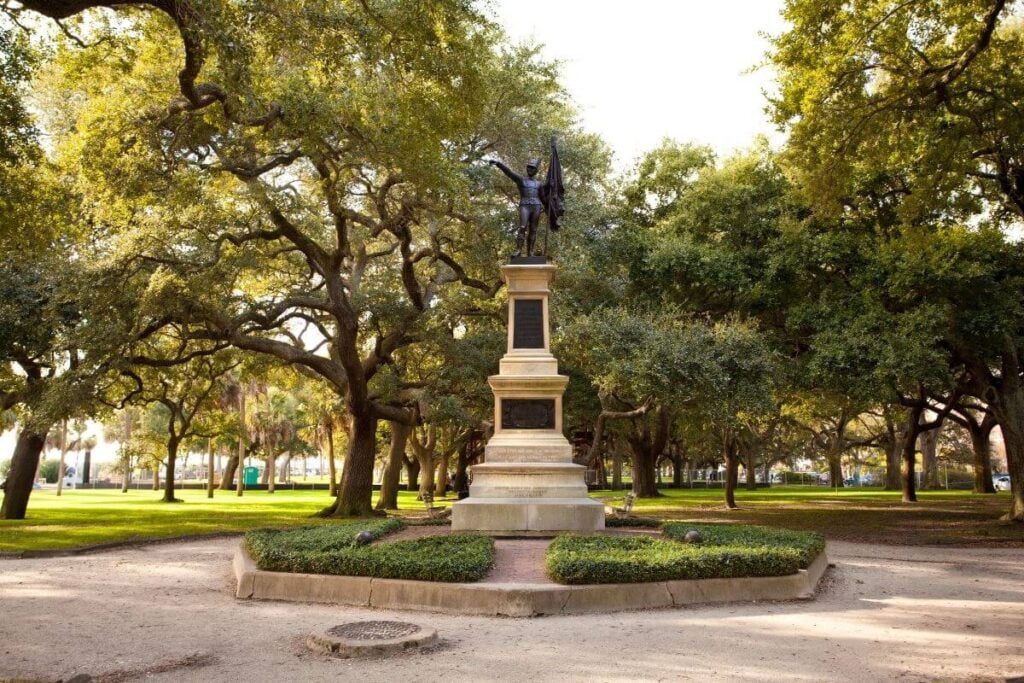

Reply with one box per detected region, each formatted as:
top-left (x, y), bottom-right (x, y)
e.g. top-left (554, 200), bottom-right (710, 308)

top-left (561, 306), bottom-right (777, 422)
top-left (545, 533), bottom-right (804, 585)
top-left (0, 18), bottom-right (38, 166)
top-left (662, 522), bottom-right (825, 568)
top-left (770, 0), bottom-right (1024, 226)
top-left (246, 519), bottom-right (402, 553)
top-left (38, 460), bottom-right (58, 484)
top-left (407, 515), bottom-right (453, 527)
top-left (246, 525), bottom-right (494, 583)
top-left (603, 515), bottom-right (662, 528)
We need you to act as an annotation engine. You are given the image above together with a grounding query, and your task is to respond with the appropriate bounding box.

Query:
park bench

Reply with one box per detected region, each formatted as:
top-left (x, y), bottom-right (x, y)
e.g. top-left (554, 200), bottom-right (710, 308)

top-left (611, 492), bottom-right (636, 518)
top-left (421, 491), bottom-right (451, 519)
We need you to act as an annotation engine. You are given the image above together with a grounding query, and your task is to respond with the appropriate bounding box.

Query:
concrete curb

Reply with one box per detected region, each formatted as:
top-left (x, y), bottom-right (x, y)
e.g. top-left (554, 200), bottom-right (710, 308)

top-left (233, 541), bottom-right (831, 617)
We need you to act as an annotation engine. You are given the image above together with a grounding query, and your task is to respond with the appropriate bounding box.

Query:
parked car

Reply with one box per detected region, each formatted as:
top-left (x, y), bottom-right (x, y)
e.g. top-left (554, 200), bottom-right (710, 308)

top-left (993, 475), bottom-right (1011, 492)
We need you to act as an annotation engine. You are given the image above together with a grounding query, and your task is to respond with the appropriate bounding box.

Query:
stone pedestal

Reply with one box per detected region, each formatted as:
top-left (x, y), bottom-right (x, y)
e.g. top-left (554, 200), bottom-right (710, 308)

top-left (451, 260), bottom-right (605, 534)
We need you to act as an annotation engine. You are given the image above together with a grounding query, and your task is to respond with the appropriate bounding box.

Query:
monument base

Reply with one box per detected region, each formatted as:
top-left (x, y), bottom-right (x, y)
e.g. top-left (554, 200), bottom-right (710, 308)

top-left (451, 497), bottom-right (605, 534)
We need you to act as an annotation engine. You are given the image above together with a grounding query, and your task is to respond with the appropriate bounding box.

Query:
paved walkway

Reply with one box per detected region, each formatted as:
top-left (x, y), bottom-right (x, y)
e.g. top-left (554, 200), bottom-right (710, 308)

top-left (1, 539), bottom-right (1023, 681)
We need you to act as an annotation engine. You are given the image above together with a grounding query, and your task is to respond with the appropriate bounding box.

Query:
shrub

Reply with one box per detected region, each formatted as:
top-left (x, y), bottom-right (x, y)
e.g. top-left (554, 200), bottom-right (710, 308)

top-left (245, 523), bottom-right (494, 583)
top-left (38, 460), bottom-right (58, 484)
top-left (407, 516), bottom-right (452, 527)
top-left (604, 515), bottom-right (662, 528)
top-left (546, 534), bottom-right (802, 585)
top-left (246, 518), bottom-right (403, 556)
top-left (662, 522), bottom-right (825, 568)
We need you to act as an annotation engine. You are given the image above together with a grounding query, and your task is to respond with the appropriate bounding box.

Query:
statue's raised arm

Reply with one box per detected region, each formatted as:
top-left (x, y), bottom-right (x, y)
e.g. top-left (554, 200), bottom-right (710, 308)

top-left (488, 158), bottom-right (523, 187)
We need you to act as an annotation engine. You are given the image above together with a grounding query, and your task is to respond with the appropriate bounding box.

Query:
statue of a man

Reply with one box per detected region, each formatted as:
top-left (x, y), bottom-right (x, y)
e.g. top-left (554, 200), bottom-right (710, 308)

top-left (488, 157), bottom-right (544, 257)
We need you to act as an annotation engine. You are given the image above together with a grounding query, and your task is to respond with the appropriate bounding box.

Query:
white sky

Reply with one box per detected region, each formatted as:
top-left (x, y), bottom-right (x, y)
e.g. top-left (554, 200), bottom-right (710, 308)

top-left (489, 0), bottom-right (788, 169)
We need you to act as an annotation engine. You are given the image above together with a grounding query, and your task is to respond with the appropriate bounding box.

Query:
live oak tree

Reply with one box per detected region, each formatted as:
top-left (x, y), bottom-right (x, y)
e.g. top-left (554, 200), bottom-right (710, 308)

top-left (561, 307), bottom-right (776, 501)
top-left (124, 353), bottom-right (237, 502)
top-left (45, 1), bottom-right (592, 517)
top-left (0, 254), bottom-right (107, 518)
top-left (770, 0), bottom-right (1023, 225)
top-left (771, 0), bottom-right (1024, 520)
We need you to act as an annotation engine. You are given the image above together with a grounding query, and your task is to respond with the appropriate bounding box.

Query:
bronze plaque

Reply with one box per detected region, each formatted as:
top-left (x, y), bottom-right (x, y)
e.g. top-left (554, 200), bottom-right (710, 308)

top-left (513, 299), bottom-right (544, 349)
top-left (501, 399), bottom-right (555, 429)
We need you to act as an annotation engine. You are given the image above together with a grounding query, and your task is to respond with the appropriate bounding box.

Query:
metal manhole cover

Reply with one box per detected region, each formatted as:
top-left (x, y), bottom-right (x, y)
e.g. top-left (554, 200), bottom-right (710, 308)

top-left (326, 621), bottom-right (420, 641)
top-left (307, 620), bottom-right (438, 658)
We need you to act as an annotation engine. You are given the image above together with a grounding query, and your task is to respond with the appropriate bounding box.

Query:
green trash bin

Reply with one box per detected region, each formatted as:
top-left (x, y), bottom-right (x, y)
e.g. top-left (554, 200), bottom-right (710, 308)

top-left (243, 466), bottom-right (259, 486)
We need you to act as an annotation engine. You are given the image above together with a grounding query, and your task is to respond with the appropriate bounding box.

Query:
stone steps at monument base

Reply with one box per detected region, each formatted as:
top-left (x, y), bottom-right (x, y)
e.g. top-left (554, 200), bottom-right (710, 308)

top-left (451, 497), bottom-right (606, 533)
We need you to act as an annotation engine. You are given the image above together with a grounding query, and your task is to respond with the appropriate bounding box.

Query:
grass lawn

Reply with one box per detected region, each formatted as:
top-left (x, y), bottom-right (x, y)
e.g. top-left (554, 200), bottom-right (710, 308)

top-left (2, 485), bottom-right (1021, 553)
top-left (596, 486), bottom-right (1024, 546)
top-left (0, 488), bottom-right (450, 554)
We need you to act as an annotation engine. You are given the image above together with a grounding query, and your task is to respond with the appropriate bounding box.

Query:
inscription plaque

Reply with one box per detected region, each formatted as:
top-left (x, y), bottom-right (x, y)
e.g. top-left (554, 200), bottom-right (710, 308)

top-left (513, 299), bottom-right (544, 348)
top-left (501, 398), bottom-right (555, 430)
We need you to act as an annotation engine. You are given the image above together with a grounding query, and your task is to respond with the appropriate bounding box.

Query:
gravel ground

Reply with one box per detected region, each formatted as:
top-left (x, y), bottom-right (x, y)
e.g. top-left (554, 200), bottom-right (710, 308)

top-left (1, 538), bottom-right (1023, 682)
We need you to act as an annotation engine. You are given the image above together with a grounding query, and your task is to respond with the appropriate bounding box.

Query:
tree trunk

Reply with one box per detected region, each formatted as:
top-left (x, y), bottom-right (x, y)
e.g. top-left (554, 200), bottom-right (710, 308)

top-left (56, 420), bottom-right (68, 496)
top-left (968, 418), bottom-right (997, 494)
top-left (1, 428), bottom-right (48, 519)
top-left (434, 450), bottom-right (452, 498)
top-left (162, 439), bottom-right (180, 503)
top-left (152, 466), bottom-right (160, 491)
top-left (375, 421), bottom-right (409, 511)
top-left (989, 379), bottom-right (1024, 521)
top-left (326, 422), bottom-right (338, 497)
top-left (452, 440), bottom-right (474, 496)
top-left (267, 453), bottom-right (276, 494)
top-left (901, 406), bottom-right (924, 503)
top-left (236, 390), bottom-right (246, 497)
top-left (121, 455), bottom-right (131, 493)
top-left (919, 421), bottom-right (943, 490)
top-left (885, 432), bottom-right (902, 491)
top-left (724, 436), bottom-right (739, 509)
top-left (630, 447), bottom-right (660, 497)
top-left (325, 411), bottom-right (378, 516)
top-left (827, 451), bottom-right (844, 489)
top-left (611, 449), bottom-right (623, 490)
top-left (220, 454), bottom-right (238, 490)
top-left (277, 452), bottom-right (291, 484)
top-left (415, 452), bottom-right (433, 499)
top-left (745, 451), bottom-right (757, 490)
top-left (596, 453), bottom-right (608, 489)
top-left (82, 449), bottom-right (92, 486)
top-left (206, 441), bottom-right (216, 498)
top-left (403, 454), bottom-right (420, 492)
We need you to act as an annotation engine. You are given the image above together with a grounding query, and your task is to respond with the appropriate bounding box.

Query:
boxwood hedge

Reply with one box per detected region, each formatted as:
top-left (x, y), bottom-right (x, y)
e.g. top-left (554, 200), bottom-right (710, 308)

top-left (604, 515), bottom-right (663, 528)
top-left (246, 518), bottom-right (403, 556)
top-left (662, 522), bottom-right (825, 569)
top-left (546, 534), bottom-right (803, 584)
top-left (245, 523), bottom-right (494, 583)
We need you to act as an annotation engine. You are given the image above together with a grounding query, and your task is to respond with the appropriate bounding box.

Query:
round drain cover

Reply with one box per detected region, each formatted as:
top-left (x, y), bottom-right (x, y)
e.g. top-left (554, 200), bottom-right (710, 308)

top-left (308, 621), bottom-right (437, 658)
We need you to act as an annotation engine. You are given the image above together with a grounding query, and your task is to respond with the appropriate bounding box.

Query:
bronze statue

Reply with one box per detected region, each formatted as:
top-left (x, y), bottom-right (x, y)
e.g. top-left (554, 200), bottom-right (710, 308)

top-left (488, 138), bottom-right (564, 258)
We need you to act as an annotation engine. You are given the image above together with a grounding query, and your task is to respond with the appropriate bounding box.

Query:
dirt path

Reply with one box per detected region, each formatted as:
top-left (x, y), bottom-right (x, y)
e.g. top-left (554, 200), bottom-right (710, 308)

top-left (1, 538), bottom-right (1023, 682)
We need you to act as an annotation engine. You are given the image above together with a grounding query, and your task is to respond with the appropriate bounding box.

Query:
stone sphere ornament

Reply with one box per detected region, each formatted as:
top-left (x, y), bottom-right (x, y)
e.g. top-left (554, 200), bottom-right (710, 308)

top-left (683, 530), bottom-right (704, 544)
top-left (354, 531), bottom-right (374, 546)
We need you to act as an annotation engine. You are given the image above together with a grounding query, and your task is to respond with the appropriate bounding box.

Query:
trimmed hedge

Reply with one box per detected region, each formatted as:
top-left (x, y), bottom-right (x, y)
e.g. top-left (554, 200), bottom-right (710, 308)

top-left (245, 523), bottom-right (494, 582)
top-left (546, 534), bottom-right (802, 584)
top-left (246, 519), bottom-right (403, 556)
top-left (662, 522), bottom-right (825, 569)
top-left (604, 515), bottom-right (663, 528)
